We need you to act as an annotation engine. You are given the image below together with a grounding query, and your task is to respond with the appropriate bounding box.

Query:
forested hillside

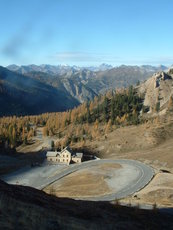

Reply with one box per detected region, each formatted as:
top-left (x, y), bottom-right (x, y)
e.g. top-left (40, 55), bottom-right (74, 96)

top-left (1, 67), bottom-right (173, 151)
top-left (0, 86), bottom-right (143, 149)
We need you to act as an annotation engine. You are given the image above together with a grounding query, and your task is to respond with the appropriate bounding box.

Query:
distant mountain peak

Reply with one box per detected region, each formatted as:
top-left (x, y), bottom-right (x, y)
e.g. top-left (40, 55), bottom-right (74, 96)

top-left (99, 63), bottom-right (112, 67)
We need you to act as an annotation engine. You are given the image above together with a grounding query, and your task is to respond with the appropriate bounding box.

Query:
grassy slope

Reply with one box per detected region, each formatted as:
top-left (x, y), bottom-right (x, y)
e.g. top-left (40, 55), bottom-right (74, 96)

top-left (0, 180), bottom-right (173, 230)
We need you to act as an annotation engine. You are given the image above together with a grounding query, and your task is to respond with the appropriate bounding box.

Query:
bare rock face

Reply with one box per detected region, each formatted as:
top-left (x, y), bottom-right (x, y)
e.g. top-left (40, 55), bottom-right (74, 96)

top-left (137, 72), bottom-right (173, 114)
top-left (154, 72), bottom-right (172, 88)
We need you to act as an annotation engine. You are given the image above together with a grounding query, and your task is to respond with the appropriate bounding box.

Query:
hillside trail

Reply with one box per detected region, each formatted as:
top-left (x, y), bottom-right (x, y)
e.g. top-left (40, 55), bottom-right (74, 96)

top-left (17, 127), bottom-right (57, 153)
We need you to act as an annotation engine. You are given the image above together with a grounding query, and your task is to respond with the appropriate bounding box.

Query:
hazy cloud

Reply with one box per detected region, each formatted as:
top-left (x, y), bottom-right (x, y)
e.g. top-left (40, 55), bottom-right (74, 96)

top-left (52, 52), bottom-right (120, 64)
top-left (141, 56), bottom-right (173, 65)
top-left (51, 52), bottom-right (173, 66)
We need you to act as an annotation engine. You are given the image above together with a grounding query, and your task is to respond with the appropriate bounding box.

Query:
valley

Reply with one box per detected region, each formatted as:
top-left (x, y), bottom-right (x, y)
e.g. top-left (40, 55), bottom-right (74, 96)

top-left (1, 0), bottom-right (173, 228)
top-left (1, 109), bottom-right (173, 208)
top-left (1, 66), bottom-right (173, 229)
top-left (0, 64), bottom-right (167, 116)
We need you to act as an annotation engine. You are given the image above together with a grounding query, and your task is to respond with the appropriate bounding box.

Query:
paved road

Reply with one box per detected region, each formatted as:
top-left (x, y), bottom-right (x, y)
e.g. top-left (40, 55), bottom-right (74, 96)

top-left (43, 159), bottom-right (154, 201)
top-left (2, 159), bottom-right (154, 201)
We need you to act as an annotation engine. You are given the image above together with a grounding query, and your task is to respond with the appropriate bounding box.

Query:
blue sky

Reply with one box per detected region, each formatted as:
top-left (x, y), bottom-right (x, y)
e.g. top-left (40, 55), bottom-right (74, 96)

top-left (0, 0), bottom-right (173, 66)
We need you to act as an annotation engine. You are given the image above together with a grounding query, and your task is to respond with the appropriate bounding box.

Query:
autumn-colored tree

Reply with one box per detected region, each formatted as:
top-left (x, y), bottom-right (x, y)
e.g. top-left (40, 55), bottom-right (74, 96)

top-left (27, 129), bottom-right (34, 139)
top-left (23, 136), bottom-right (27, 145)
top-left (120, 113), bottom-right (128, 123)
top-left (55, 141), bottom-right (61, 150)
top-left (0, 85), bottom-right (144, 149)
top-left (105, 119), bottom-right (112, 134)
top-left (168, 96), bottom-right (173, 111)
top-left (22, 127), bottom-right (25, 141)
top-left (94, 119), bottom-right (99, 130)
top-left (43, 126), bottom-right (48, 136)
top-left (12, 127), bottom-right (16, 147)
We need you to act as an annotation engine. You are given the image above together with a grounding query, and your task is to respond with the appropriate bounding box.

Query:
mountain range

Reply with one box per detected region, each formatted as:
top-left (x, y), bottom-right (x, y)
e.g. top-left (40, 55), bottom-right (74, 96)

top-left (0, 64), bottom-right (170, 116)
top-left (7, 63), bottom-right (167, 77)
top-left (7, 64), bottom-right (168, 98)
top-left (7, 63), bottom-right (114, 75)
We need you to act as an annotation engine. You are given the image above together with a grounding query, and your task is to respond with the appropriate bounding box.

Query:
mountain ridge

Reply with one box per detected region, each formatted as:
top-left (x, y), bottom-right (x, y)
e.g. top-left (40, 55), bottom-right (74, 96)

top-left (0, 66), bottom-right (79, 116)
top-left (8, 64), bottom-right (168, 99)
top-left (7, 63), bottom-right (168, 75)
top-left (0, 64), bottom-right (171, 116)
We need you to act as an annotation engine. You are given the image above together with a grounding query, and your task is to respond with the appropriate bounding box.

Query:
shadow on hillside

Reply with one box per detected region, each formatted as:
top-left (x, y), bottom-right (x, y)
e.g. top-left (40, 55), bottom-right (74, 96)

top-left (0, 179), bottom-right (173, 230)
top-left (159, 207), bottom-right (173, 215)
top-left (0, 145), bottom-right (46, 176)
top-left (73, 146), bottom-right (100, 160)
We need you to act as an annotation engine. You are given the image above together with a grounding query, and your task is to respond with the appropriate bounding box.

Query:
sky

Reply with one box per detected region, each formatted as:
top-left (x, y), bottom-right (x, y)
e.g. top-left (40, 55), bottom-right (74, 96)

top-left (0, 0), bottom-right (173, 67)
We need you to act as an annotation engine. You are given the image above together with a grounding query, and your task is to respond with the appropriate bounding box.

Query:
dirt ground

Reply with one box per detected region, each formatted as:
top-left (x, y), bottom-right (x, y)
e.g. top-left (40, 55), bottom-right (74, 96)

top-left (121, 172), bottom-right (173, 208)
top-left (17, 127), bottom-right (58, 153)
top-left (85, 117), bottom-right (173, 171)
top-left (4, 114), bottom-right (173, 207)
top-left (44, 163), bottom-right (121, 198)
top-left (80, 115), bottom-right (173, 207)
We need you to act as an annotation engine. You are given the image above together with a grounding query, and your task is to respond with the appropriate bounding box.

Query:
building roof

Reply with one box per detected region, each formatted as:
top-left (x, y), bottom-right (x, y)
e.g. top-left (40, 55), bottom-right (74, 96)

top-left (46, 151), bottom-right (60, 157)
top-left (61, 146), bottom-right (75, 155)
top-left (73, 152), bottom-right (83, 158)
top-left (46, 147), bottom-right (83, 159)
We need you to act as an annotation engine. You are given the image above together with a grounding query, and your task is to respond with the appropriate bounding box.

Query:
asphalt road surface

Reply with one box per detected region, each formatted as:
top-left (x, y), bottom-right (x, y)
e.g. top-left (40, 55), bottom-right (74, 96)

top-left (2, 159), bottom-right (154, 201)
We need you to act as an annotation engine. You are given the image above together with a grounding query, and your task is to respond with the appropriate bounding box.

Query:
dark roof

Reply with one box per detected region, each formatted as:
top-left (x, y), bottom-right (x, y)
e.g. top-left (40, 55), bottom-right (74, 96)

top-left (61, 146), bottom-right (75, 155)
top-left (75, 153), bottom-right (83, 158)
top-left (46, 151), bottom-right (60, 157)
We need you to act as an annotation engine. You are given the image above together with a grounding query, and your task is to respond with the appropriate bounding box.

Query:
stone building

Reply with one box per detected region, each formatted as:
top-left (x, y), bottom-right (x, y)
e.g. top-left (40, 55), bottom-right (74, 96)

top-left (46, 146), bottom-right (83, 164)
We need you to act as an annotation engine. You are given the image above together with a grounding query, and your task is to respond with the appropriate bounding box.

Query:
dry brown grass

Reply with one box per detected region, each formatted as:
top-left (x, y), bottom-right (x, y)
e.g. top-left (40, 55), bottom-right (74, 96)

top-left (1, 179), bottom-right (173, 230)
top-left (96, 163), bottom-right (121, 170)
top-left (74, 114), bottom-right (173, 207)
top-left (83, 115), bottom-right (173, 170)
top-left (44, 163), bottom-right (121, 198)
top-left (122, 173), bottom-right (173, 207)
top-left (45, 172), bottom-right (111, 197)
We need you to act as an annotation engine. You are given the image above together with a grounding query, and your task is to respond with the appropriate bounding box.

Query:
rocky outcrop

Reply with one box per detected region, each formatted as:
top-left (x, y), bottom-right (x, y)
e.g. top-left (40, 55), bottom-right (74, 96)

top-left (154, 72), bottom-right (172, 88)
top-left (137, 71), bottom-right (173, 114)
top-left (60, 77), bottom-right (97, 103)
